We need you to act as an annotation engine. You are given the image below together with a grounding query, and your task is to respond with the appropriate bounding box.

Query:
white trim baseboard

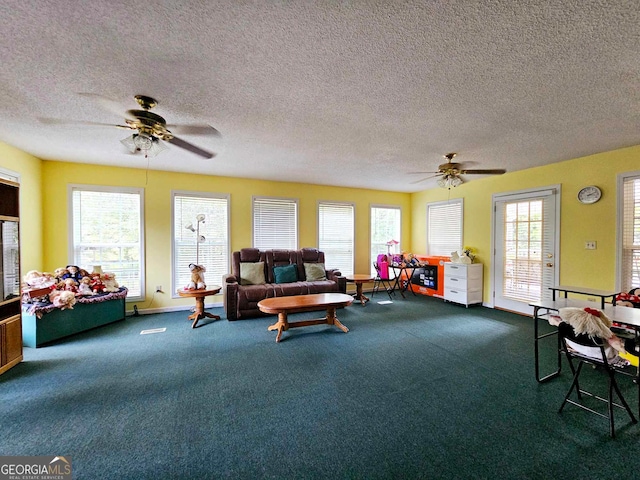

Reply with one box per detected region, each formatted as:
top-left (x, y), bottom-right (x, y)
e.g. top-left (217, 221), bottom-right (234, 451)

top-left (126, 301), bottom-right (224, 316)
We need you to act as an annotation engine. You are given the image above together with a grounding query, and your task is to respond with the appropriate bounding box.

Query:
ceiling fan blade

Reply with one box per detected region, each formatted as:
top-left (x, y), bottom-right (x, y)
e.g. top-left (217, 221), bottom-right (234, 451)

top-left (38, 117), bottom-right (134, 129)
top-left (410, 173), bottom-right (441, 184)
top-left (167, 136), bottom-right (215, 159)
top-left (459, 169), bottom-right (506, 175)
top-left (407, 171), bottom-right (439, 175)
top-left (168, 124), bottom-right (221, 136)
top-left (78, 93), bottom-right (137, 120)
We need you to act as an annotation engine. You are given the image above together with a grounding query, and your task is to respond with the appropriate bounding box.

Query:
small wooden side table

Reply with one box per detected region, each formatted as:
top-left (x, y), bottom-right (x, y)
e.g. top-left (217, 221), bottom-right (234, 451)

top-left (345, 274), bottom-right (375, 306)
top-left (177, 286), bottom-right (221, 328)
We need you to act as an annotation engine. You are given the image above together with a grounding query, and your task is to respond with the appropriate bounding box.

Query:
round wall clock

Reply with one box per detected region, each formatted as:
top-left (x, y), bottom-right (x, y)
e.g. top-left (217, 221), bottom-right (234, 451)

top-left (577, 185), bottom-right (602, 204)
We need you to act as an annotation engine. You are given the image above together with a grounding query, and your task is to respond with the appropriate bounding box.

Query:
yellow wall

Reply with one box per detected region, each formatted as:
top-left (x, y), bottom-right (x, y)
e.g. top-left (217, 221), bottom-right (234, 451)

top-left (411, 144), bottom-right (640, 302)
top-left (5, 138), bottom-right (640, 311)
top-left (0, 143), bottom-right (43, 272)
top-left (40, 161), bottom-right (411, 309)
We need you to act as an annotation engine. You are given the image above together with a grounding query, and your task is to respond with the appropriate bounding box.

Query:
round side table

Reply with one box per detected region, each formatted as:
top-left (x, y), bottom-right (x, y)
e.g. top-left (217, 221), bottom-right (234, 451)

top-left (345, 274), bottom-right (375, 306)
top-left (177, 286), bottom-right (221, 328)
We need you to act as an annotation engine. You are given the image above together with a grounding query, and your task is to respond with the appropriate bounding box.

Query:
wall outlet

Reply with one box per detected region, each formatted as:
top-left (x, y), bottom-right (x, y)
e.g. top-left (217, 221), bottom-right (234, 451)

top-left (155, 285), bottom-right (163, 293)
top-left (585, 241), bottom-right (597, 250)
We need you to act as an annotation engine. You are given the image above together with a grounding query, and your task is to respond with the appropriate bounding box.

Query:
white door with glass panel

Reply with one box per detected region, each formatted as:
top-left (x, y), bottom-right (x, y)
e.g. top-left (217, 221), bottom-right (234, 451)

top-left (492, 187), bottom-right (560, 315)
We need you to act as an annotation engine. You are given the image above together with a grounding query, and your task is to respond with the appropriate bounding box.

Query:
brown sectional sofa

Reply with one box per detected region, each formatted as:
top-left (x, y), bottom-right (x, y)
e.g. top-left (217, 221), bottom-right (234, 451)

top-left (223, 248), bottom-right (347, 320)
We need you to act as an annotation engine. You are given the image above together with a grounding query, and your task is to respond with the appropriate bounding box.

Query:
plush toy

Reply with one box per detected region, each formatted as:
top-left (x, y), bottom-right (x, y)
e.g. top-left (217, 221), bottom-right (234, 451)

top-left (23, 270), bottom-right (56, 289)
top-left (49, 290), bottom-right (76, 310)
top-left (77, 276), bottom-right (93, 295)
top-left (187, 263), bottom-right (206, 290)
top-left (90, 273), bottom-right (106, 294)
top-left (102, 272), bottom-right (119, 292)
top-left (54, 267), bottom-right (69, 283)
top-left (62, 265), bottom-right (83, 281)
top-left (451, 251), bottom-right (472, 264)
top-left (62, 277), bottom-right (78, 293)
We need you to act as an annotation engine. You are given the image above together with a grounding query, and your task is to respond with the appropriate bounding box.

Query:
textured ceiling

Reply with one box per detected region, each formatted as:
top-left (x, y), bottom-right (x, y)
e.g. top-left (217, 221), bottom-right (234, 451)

top-left (0, 1), bottom-right (638, 192)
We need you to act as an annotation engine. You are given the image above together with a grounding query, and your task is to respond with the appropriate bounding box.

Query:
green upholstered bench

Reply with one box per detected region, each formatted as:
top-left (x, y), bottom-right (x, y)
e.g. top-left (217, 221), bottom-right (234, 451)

top-left (22, 288), bottom-right (127, 347)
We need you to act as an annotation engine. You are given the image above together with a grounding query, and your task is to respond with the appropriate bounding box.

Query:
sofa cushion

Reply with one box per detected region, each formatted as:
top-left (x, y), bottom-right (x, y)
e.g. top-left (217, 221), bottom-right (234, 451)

top-left (240, 262), bottom-right (266, 285)
top-left (273, 264), bottom-right (298, 284)
top-left (304, 262), bottom-right (327, 281)
top-left (239, 284), bottom-right (272, 302)
top-left (303, 280), bottom-right (338, 294)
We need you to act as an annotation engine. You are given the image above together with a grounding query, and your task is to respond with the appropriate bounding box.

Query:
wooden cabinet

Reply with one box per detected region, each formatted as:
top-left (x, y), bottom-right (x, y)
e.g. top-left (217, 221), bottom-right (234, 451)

top-left (0, 178), bottom-right (21, 375)
top-left (443, 263), bottom-right (483, 307)
top-left (1, 314), bottom-right (22, 372)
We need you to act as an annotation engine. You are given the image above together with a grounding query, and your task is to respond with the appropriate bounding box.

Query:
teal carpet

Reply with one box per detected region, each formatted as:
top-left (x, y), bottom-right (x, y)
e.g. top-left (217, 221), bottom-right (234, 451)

top-left (2, 295), bottom-right (640, 479)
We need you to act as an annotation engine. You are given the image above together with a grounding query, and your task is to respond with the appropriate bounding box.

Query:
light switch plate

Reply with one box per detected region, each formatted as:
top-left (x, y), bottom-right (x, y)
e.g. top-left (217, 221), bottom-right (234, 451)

top-left (585, 241), bottom-right (597, 250)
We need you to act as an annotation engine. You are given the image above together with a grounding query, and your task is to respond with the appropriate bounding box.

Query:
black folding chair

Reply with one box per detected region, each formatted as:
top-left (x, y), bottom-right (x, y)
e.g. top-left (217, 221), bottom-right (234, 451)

top-left (558, 322), bottom-right (637, 437)
top-left (371, 262), bottom-right (394, 300)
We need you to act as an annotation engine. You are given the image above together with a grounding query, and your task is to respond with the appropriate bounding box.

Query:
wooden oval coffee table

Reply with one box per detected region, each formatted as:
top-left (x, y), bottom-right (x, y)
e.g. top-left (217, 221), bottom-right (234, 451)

top-left (177, 286), bottom-right (221, 328)
top-left (258, 293), bottom-right (353, 343)
top-left (345, 274), bottom-right (375, 306)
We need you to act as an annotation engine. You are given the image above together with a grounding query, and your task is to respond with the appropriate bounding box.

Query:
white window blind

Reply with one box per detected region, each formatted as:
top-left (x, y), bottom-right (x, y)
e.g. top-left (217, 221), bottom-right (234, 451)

top-left (253, 197), bottom-right (298, 250)
top-left (318, 202), bottom-right (354, 276)
top-left (499, 197), bottom-right (554, 303)
top-left (70, 186), bottom-right (144, 299)
top-left (2, 220), bottom-right (20, 299)
top-left (426, 200), bottom-right (462, 256)
top-left (173, 192), bottom-right (229, 294)
top-left (620, 175), bottom-right (640, 292)
top-left (370, 206), bottom-right (401, 276)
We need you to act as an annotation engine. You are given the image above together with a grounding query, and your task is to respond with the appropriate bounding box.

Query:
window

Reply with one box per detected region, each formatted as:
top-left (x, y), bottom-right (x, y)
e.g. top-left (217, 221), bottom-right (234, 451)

top-left (618, 172), bottom-right (640, 292)
top-left (0, 168), bottom-right (19, 183)
top-left (318, 202), bottom-right (354, 276)
top-left (253, 197), bottom-right (298, 250)
top-left (370, 205), bottom-right (401, 275)
top-left (69, 185), bottom-right (144, 299)
top-left (173, 192), bottom-right (230, 295)
top-left (426, 199), bottom-right (463, 256)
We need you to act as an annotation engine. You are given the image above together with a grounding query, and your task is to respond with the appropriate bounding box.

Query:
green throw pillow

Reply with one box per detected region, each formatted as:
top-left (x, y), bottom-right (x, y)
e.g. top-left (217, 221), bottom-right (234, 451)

top-left (240, 262), bottom-right (266, 285)
top-left (273, 264), bottom-right (298, 284)
top-left (304, 263), bottom-right (327, 281)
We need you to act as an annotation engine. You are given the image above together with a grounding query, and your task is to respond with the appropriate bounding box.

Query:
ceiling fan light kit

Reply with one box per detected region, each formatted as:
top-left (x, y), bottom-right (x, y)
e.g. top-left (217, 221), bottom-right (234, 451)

top-left (120, 132), bottom-right (168, 158)
top-left (437, 174), bottom-right (463, 189)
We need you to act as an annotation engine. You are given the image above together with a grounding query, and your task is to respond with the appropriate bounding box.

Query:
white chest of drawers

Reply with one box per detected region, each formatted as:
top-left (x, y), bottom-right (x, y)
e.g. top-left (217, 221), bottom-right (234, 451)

top-left (443, 263), bottom-right (483, 307)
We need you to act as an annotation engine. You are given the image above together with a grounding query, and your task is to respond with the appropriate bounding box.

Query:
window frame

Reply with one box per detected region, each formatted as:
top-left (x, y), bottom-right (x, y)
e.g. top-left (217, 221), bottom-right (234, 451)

top-left (0, 167), bottom-right (20, 183)
top-left (317, 201), bottom-right (355, 276)
top-left (370, 204), bottom-right (402, 276)
top-left (252, 196), bottom-right (299, 250)
top-left (171, 190), bottom-right (230, 299)
top-left (617, 170), bottom-right (640, 292)
top-left (67, 184), bottom-right (145, 301)
top-left (426, 199), bottom-right (463, 257)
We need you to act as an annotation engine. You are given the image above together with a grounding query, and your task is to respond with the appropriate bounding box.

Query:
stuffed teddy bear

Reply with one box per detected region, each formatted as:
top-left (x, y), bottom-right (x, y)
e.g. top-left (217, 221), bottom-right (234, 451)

top-left (187, 263), bottom-right (206, 290)
top-left (49, 290), bottom-right (76, 310)
top-left (101, 272), bottom-right (120, 292)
